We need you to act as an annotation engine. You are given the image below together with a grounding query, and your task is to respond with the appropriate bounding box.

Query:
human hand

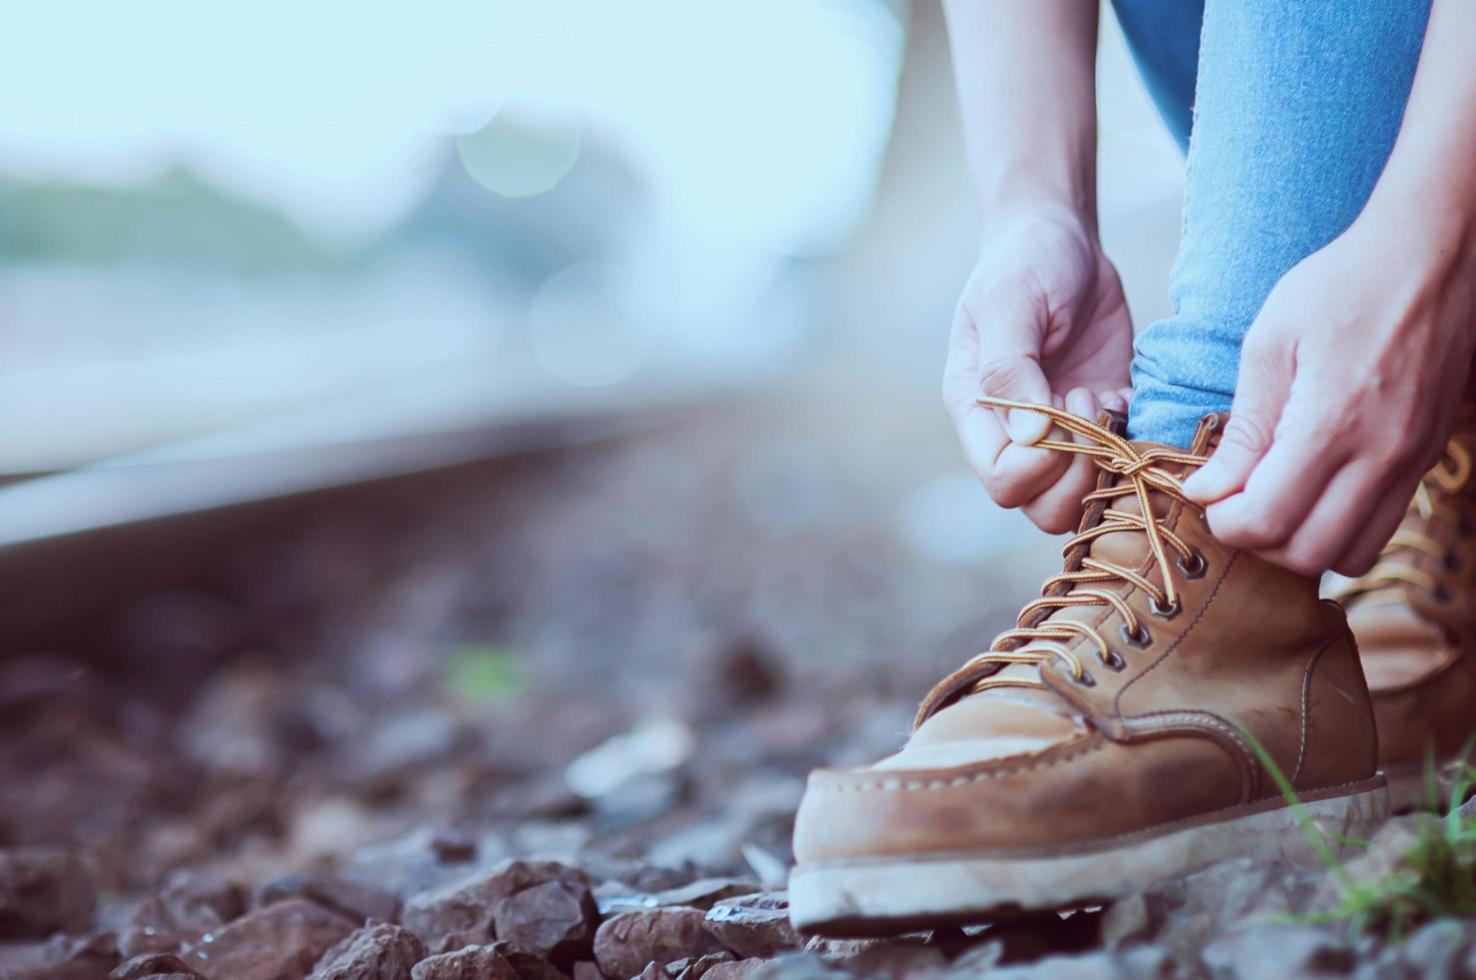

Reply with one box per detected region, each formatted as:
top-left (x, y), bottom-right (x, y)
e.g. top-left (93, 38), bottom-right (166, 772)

top-left (1182, 215), bottom-right (1476, 575)
top-left (944, 204), bottom-right (1134, 532)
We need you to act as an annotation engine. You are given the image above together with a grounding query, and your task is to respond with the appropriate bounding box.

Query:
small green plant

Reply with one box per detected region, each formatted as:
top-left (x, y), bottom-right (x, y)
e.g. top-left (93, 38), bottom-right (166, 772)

top-left (444, 644), bottom-right (526, 703)
top-left (1234, 722), bottom-right (1476, 941)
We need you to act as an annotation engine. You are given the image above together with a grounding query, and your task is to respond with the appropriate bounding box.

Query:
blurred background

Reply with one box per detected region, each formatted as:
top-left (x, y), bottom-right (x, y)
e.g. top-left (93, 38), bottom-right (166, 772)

top-left (0, 1), bottom-right (1185, 971)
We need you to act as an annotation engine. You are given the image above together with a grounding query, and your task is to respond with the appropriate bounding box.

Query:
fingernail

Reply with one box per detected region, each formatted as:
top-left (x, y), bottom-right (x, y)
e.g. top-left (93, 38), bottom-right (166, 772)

top-left (1065, 388), bottom-right (1096, 420)
top-left (1006, 409), bottom-right (1050, 445)
top-left (1181, 467), bottom-right (1217, 500)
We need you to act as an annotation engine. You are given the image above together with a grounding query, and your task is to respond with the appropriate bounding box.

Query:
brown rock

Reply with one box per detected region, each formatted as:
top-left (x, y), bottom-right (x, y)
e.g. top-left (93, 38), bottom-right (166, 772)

top-left (713, 638), bottom-right (783, 707)
top-left (115, 922), bottom-right (180, 959)
top-left (109, 953), bottom-right (205, 979)
top-left (409, 944), bottom-right (519, 980)
top-left (256, 873), bottom-right (399, 926)
top-left (671, 950), bottom-right (737, 980)
top-left (704, 893), bottom-right (799, 958)
top-left (159, 869), bottom-right (248, 935)
top-left (401, 860), bottom-right (592, 954)
top-left (48, 929), bottom-right (121, 977)
top-left (0, 965), bottom-right (118, 980)
top-left (180, 898), bottom-right (355, 980)
top-left (492, 880), bottom-right (595, 963)
top-left (502, 948), bottom-right (569, 980)
top-left (570, 962), bottom-right (601, 980)
top-left (309, 922), bottom-right (427, 979)
top-left (0, 846), bottom-right (97, 938)
top-left (429, 832), bottom-right (477, 865)
top-left (345, 830), bottom-right (510, 901)
top-left (700, 964), bottom-right (764, 980)
top-left (593, 908), bottom-right (727, 979)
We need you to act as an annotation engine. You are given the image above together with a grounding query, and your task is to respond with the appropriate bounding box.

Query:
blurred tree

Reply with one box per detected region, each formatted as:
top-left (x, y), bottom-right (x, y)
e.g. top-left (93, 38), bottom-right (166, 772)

top-left (0, 166), bottom-right (343, 276)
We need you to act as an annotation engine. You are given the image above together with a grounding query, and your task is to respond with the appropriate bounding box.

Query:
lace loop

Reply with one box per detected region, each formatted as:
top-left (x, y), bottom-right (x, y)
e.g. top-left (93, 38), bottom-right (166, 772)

top-left (959, 397), bottom-right (1209, 694)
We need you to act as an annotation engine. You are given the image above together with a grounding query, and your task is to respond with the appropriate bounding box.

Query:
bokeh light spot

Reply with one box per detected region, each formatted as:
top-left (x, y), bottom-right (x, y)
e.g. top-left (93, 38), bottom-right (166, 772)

top-left (455, 111), bottom-right (581, 198)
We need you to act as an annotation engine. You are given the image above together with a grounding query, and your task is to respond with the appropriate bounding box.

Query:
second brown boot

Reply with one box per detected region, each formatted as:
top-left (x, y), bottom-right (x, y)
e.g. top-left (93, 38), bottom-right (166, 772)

top-left (1333, 417), bottom-right (1476, 810)
top-left (788, 401), bottom-right (1387, 937)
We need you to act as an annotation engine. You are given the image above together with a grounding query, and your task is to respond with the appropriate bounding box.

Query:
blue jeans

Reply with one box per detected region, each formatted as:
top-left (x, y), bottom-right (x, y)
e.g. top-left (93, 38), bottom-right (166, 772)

top-left (1110, 0), bottom-right (1431, 448)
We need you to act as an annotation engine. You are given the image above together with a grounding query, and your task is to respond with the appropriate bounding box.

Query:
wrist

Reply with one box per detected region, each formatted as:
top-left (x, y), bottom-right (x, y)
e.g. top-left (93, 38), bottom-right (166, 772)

top-left (1359, 169), bottom-right (1476, 280)
top-left (979, 196), bottom-right (1098, 248)
top-left (975, 164), bottom-right (1098, 234)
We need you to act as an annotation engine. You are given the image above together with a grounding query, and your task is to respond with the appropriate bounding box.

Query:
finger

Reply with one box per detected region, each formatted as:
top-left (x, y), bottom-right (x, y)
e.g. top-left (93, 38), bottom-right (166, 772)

top-left (1020, 389), bottom-right (1100, 532)
top-left (1064, 387), bottom-right (1099, 422)
top-left (1202, 411), bottom-right (1350, 552)
top-left (1258, 461), bottom-right (1398, 577)
top-left (1020, 453), bottom-right (1095, 532)
top-left (946, 314), bottom-right (1072, 510)
top-left (1182, 334), bottom-right (1293, 505)
top-left (1098, 389), bottom-right (1128, 416)
top-left (1328, 471), bottom-right (1422, 576)
top-left (956, 402), bottom-right (1073, 509)
top-left (970, 291), bottom-right (1054, 446)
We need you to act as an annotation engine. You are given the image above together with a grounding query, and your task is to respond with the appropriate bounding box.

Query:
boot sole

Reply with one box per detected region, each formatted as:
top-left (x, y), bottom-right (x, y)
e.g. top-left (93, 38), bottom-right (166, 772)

top-left (788, 777), bottom-right (1387, 937)
top-left (1385, 759), bottom-right (1475, 813)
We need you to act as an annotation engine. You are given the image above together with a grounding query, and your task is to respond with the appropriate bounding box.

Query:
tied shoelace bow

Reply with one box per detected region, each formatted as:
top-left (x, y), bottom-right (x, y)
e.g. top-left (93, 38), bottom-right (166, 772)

top-left (959, 397), bottom-right (1210, 696)
top-left (1334, 435), bottom-right (1474, 606)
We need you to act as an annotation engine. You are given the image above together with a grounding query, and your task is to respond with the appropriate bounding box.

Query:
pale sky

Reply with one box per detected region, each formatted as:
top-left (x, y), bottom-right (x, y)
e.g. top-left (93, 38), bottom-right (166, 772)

top-left (0, 0), bottom-right (904, 252)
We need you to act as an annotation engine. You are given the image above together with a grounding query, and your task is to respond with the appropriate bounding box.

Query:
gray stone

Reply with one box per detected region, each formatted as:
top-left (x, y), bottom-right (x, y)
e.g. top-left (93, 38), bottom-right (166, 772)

top-left (981, 946), bottom-right (1174, 979)
top-left (741, 953), bottom-right (850, 979)
top-left (1201, 924), bottom-right (1353, 980)
top-left (1127, 858), bottom-right (1324, 953)
top-left (653, 878), bottom-right (760, 912)
top-left (705, 892), bottom-right (800, 958)
top-left (1313, 815), bottom-right (1440, 915)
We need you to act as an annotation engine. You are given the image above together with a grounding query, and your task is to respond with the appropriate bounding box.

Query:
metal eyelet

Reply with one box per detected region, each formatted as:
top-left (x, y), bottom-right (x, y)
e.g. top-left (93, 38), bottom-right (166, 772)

top-left (1075, 670), bottom-right (1096, 687)
top-left (1436, 585), bottom-right (1452, 603)
top-left (1097, 649), bottom-right (1126, 671)
top-left (1445, 550), bottom-right (1462, 571)
top-left (1150, 595), bottom-right (1181, 620)
top-left (1177, 550), bottom-right (1207, 579)
top-left (1122, 623), bottom-right (1152, 649)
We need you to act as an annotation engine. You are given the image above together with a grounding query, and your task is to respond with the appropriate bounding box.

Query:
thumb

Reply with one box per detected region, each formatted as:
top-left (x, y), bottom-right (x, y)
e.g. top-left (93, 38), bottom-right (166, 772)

top-left (1182, 333), bottom-right (1291, 504)
top-left (974, 302), bottom-right (1053, 446)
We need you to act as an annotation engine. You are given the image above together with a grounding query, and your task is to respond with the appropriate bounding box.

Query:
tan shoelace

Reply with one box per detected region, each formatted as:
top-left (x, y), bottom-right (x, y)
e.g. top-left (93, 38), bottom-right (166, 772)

top-left (961, 397), bottom-right (1209, 694)
top-left (1334, 436), bottom-right (1474, 606)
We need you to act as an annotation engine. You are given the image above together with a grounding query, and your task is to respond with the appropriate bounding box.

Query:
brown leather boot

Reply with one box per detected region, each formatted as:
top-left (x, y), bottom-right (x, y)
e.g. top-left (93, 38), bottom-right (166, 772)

top-left (788, 401), bottom-right (1386, 937)
top-left (1333, 419), bottom-right (1476, 810)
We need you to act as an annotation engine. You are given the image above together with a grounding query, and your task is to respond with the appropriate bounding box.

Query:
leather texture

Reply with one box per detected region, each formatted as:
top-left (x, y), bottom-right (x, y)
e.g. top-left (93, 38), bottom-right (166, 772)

top-left (1343, 425), bottom-right (1476, 779)
top-left (793, 415), bottom-right (1379, 866)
